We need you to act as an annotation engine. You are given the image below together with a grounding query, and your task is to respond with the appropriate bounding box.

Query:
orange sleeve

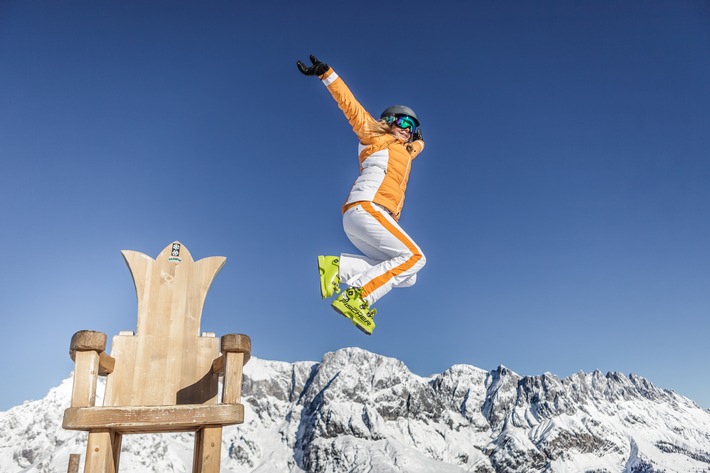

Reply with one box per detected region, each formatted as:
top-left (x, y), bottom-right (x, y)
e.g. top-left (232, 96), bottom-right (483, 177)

top-left (320, 68), bottom-right (382, 143)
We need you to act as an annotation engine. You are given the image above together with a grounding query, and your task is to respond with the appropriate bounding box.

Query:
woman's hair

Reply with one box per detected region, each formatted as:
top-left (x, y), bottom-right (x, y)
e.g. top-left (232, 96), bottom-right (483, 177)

top-left (371, 119), bottom-right (393, 135)
top-left (358, 118), bottom-right (393, 138)
top-left (362, 118), bottom-right (414, 149)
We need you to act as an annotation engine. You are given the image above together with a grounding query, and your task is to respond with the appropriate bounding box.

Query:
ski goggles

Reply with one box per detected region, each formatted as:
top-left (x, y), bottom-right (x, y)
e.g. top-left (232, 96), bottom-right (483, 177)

top-left (392, 115), bottom-right (417, 131)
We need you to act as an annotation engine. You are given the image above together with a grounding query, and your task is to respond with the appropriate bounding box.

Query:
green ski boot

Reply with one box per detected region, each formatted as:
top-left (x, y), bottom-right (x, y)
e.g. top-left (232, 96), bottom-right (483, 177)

top-left (318, 255), bottom-right (341, 299)
top-left (331, 287), bottom-right (377, 335)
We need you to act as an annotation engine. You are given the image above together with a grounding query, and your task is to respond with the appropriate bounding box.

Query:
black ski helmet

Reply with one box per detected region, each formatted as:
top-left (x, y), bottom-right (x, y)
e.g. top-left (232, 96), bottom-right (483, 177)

top-left (380, 105), bottom-right (420, 127)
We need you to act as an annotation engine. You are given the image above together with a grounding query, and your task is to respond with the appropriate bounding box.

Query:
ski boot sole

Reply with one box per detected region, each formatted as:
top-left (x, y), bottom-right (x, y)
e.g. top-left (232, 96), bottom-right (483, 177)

top-left (331, 304), bottom-right (375, 336)
top-left (331, 289), bottom-right (375, 336)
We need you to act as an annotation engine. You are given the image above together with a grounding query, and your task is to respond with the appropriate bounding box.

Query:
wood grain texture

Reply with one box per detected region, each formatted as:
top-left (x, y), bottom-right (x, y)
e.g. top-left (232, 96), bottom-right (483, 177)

top-left (62, 242), bottom-right (250, 473)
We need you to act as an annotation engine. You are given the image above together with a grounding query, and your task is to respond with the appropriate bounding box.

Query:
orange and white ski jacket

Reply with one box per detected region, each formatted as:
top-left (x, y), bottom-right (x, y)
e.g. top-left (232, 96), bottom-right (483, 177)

top-left (320, 68), bottom-right (425, 221)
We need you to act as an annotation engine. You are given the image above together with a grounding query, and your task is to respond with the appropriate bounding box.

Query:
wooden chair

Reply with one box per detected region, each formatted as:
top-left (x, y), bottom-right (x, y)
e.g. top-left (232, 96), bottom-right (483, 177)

top-left (63, 241), bottom-right (251, 473)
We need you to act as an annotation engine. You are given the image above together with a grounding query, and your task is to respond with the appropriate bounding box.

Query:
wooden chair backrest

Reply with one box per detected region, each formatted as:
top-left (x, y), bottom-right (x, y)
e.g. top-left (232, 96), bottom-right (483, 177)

top-left (102, 242), bottom-right (225, 407)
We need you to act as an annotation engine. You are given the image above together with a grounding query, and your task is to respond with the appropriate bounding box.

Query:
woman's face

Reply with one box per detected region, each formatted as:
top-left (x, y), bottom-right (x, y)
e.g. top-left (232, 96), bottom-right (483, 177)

top-left (388, 115), bottom-right (417, 142)
top-left (390, 123), bottom-right (412, 141)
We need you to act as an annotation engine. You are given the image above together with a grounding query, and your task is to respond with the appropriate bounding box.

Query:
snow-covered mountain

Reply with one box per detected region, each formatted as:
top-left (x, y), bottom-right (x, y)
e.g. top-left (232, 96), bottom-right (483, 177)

top-left (2, 347), bottom-right (710, 472)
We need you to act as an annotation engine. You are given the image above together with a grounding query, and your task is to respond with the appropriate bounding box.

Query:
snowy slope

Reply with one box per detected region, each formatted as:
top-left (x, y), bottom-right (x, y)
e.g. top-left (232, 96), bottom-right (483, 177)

top-left (2, 347), bottom-right (710, 473)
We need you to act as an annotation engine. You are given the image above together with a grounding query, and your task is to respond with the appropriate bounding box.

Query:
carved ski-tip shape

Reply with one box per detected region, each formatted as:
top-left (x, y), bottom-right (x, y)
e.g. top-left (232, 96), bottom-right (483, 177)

top-left (120, 241), bottom-right (227, 337)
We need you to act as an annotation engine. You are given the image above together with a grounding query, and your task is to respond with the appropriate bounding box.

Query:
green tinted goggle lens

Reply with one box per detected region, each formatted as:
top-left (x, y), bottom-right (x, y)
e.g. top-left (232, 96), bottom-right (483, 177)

top-left (394, 116), bottom-right (416, 131)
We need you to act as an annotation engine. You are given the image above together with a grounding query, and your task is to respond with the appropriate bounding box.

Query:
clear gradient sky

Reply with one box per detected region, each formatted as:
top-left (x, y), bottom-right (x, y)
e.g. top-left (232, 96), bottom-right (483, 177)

top-left (1, 1), bottom-right (709, 411)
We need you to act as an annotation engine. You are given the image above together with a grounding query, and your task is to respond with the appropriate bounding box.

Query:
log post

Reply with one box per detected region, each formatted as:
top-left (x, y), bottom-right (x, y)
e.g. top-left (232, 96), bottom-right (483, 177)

top-left (69, 331), bottom-right (107, 408)
top-left (220, 334), bottom-right (251, 404)
top-left (193, 426), bottom-right (223, 473)
top-left (67, 454), bottom-right (80, 473)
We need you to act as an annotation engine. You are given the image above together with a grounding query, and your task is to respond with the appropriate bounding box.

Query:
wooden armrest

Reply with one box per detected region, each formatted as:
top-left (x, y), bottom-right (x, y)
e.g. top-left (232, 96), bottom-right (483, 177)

top-left (221, 333), bottom-right (251, 362)
top-left (212, 333), bottom-right (251, 373)
top-left (70, 330), bottom-right (106, 353)
top-left (69, 330), bottom-right (115, 375)
top-left (63, 404), bottom-right (244, 434)
top-left (68, 330), bottom-right (117, 408)
top-left (211, 334), bottom-right (251, 404)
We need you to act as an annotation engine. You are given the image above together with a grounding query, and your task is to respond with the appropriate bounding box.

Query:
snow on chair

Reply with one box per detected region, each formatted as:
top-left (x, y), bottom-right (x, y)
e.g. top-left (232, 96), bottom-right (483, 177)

top-left (62, 241), bottom-right (251, 473)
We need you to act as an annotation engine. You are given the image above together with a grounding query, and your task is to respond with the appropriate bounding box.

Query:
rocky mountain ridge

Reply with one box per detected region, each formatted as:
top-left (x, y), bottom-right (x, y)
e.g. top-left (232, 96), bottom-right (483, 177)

top-left (2, 347), bottom-right (709, 472)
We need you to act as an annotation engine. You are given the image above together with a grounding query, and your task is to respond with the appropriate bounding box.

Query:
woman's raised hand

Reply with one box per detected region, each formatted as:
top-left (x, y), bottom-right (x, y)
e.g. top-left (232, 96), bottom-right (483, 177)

top-left (297, 55), bottom-right (329, 76)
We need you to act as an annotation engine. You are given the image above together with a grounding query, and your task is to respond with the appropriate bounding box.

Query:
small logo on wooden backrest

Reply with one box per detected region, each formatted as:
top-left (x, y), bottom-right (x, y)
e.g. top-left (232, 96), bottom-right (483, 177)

top-left (168, 243), bottom-right (182, 263)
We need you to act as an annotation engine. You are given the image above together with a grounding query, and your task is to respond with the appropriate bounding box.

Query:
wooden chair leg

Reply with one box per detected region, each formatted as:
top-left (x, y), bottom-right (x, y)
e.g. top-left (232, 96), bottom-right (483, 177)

top-left (112, 432), bottom-right (123, 472)
top-left (193, 426), bottom-right (223, 473)
top-left (84, 430), bottom-right (121, 473)
top-left (67, 454), bottom-right (81, 473)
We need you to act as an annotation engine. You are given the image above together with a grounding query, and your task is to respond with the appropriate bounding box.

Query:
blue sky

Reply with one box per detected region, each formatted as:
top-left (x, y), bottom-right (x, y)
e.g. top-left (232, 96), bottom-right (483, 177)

top-left (1, 1), bottom-right (708, 411)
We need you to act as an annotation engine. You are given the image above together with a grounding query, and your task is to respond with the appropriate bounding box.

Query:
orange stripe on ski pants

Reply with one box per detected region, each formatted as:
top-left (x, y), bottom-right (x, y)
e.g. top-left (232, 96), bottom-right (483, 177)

top-left (359, 202), bottom-right (423, 300)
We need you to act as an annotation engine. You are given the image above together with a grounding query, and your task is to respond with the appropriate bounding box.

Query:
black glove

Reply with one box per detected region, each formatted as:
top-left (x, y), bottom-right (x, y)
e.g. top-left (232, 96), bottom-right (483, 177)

top-left (413, 129), bottom-right (423, 142)
top-left (297, 55), bottom-right (329, 76)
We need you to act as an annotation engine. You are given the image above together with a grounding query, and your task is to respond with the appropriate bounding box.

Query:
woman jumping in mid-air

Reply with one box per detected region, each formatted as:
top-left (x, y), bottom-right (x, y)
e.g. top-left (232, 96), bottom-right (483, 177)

top-left (297, 54), bottom-right (427, 335)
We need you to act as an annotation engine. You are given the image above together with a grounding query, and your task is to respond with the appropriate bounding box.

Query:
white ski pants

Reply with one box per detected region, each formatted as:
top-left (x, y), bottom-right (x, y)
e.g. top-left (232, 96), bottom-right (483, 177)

top-left (339, 202), bottom-right (426, 306)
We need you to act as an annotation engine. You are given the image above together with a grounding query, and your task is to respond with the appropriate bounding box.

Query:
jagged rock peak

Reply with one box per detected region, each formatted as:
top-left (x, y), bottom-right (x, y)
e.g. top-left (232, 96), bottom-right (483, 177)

top-left (3, 347), bottom-right (709, 473)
